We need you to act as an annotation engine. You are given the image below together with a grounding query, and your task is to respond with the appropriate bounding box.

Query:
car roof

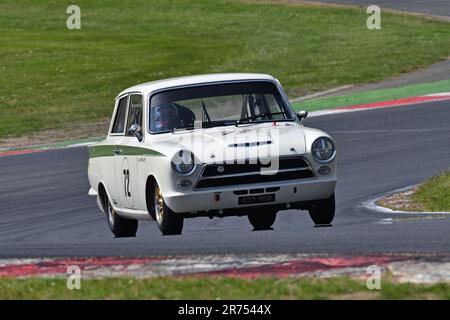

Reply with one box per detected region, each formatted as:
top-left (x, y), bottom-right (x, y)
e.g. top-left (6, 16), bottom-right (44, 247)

top-left (116, 73), bottom-right (278, 99)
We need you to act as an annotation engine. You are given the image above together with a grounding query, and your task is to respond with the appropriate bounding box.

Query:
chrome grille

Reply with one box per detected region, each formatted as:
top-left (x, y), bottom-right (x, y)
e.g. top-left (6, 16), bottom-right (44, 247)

top-left (195, 156), bottom-right (315, 189)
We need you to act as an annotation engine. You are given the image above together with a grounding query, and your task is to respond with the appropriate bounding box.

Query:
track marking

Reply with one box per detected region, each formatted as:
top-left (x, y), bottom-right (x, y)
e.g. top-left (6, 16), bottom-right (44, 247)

top-left (0, 255), bottom-right (406, 279)
top-left (376, 216), bottom-right (449, 224)
top-left (309, 94), bottom-right (450, 117)
top-left (331, 128), bottom-right (450, 134)
top-left (0, 149), bottom-right (44, 157)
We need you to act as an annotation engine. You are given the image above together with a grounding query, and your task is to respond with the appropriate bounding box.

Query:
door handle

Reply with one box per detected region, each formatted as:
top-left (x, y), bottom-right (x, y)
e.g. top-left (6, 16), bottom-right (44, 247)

top-left (114, 148), bottom-right (122, 155)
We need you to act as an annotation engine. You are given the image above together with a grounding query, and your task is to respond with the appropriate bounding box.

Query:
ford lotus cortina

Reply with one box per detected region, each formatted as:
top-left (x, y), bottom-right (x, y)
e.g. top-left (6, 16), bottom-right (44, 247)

top-left (87, 74), bottom-right (337, 236)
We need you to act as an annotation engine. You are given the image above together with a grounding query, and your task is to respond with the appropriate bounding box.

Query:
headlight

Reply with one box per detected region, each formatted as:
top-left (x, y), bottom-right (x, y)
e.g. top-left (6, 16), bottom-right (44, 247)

top-left (172, 150), bottom-right (195, 175)
top-left (312, 137), bottom-right (335, 162)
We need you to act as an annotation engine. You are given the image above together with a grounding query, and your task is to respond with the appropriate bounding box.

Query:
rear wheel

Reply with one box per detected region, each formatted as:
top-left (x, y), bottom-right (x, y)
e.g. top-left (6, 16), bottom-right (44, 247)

top-left (308, 193), bottom-right (335, 225)
top-left (154, 183), bottom-right (183, 235)
top-left (104, 194), bottom-right (138, 237)
top-left (247, 209), bottom-right (277, 230)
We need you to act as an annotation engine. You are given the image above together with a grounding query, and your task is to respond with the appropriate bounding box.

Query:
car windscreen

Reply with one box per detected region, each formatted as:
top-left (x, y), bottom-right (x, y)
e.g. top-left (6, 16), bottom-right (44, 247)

top-left (149, 81), bottom-right (294, 133)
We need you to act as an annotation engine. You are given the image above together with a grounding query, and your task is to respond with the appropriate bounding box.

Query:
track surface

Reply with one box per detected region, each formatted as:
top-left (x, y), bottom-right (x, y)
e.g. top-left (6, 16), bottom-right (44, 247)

top-left (300, 0), bottom-right (450, 17)
top-left (1, 100), bottom-right (450, 257)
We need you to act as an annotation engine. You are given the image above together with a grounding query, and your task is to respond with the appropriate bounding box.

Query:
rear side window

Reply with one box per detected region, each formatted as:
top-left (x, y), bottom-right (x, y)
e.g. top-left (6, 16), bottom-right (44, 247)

top-left (111, 96), bottom-right (128, 134)
top-left (125, 94), bottom-right (143, 136)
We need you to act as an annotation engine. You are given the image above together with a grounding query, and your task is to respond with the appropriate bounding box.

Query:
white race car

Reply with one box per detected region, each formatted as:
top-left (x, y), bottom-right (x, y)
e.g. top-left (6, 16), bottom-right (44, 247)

top-left (87, 73), bottom-right (337, 236)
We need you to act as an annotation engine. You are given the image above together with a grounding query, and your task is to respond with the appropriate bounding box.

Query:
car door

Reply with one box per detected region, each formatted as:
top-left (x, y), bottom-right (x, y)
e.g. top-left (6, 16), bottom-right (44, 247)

top-left (101, 94), bottom-right (128, 208)
top-left (121, 93), bottom-right (144, 209)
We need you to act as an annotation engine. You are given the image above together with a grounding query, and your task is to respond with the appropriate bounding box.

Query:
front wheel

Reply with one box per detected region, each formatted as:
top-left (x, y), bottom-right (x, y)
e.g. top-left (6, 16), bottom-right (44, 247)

top-left (308, 193), bottom-right (335, 225)
top-left (247, 209), bottom-right (277, 230)
top-left (154, 183), bottom-right (183, 235)
top-left (104, 195), bottom-right (138, 237)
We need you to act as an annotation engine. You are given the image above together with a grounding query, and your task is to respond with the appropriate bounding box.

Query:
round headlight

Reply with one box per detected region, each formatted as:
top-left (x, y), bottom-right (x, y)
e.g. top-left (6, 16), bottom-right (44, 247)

top-left (312, 137), bottom-right (335, 162)
top-left (172, 150), bottom-right (195, 175)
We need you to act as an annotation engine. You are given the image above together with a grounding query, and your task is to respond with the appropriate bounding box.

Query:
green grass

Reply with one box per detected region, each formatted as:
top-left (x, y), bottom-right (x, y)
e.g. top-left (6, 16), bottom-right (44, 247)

top-left (413, 172), bottom-right (450, 212)
top-left (1, 0), bottom-right (450, 139)
top-left (293, 79), bottom-right (450, 111)
top-left (0, 276), bottom-right (449, 299)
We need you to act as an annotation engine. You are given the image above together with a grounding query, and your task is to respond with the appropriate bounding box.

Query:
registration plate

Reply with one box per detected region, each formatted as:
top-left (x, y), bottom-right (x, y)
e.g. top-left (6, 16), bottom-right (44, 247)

top-left (238, 194), bottom-right (276, 205)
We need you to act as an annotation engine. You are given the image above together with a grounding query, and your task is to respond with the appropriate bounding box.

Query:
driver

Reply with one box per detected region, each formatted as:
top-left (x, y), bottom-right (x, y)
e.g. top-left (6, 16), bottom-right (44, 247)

top-left (153, 104), bottom-right (178, 132)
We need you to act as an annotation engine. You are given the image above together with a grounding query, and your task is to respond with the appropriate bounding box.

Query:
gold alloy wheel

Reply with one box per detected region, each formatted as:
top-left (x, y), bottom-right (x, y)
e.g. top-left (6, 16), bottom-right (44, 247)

top-left (155, 185), bottom-right (165, 224)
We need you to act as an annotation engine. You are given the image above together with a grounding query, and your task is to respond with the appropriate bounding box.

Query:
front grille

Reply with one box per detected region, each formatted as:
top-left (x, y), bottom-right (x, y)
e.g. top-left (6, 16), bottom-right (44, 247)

top-left (195, 156), bottom-right (315, 189)
top-left (202, 157), bottom-right (310, 177)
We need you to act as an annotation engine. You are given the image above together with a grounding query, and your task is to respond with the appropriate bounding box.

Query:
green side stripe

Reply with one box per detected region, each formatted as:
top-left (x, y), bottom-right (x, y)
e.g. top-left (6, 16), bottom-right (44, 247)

top-left (88, 145), bottom-right (164, 158)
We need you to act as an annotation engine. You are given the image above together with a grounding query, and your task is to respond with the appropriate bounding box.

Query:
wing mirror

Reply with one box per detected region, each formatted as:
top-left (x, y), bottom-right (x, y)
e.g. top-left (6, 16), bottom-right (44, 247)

top-left (128, 124), bottom-right (143, 142)
top-left (297, 110), bottom-right (308, 122)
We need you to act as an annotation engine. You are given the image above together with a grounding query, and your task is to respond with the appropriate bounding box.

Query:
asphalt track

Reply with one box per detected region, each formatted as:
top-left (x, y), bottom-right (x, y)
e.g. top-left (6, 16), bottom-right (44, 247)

top-left (1, 100), bottom-right (450, 257)
top-left (300, 0), bottom-right (450, 17)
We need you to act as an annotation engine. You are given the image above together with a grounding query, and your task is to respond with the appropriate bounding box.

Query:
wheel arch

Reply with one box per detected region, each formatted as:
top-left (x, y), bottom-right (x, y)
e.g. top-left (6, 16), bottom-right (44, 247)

top-left (97, 182), bottom-right (111, 214)
top-left (145, 175), bottom-right (158, 219)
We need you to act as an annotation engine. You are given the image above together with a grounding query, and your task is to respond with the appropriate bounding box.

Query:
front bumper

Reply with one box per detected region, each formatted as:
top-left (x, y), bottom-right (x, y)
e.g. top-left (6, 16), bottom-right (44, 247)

top-left (163, 177), bottom-right (337, 213)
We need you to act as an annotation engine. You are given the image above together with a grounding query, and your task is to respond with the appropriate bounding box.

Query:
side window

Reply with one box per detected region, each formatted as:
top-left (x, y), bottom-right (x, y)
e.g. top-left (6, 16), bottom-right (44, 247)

top-left (126, 94), bottom-right (143, 136)
top-left (111, 96), bottom-right (128, 134)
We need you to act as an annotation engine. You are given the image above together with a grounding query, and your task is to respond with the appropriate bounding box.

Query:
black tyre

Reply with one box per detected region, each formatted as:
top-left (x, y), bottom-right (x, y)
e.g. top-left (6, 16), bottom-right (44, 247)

top-left (104, 194), bottom-right (138, 237)
top-left (247, 209), bottom-right (277, 230)
top-left (308, 193), bottom-right (335, 225)
top-left (154, 183), bottom-right (183, 235)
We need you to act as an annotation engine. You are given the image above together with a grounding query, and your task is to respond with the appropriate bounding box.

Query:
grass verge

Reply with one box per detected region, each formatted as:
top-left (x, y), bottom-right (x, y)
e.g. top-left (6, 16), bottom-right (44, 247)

top-left (1, 0), bottom-right (450, 139)
top-left (377, 172), bottom-right (450, 212)
top-left (0, 276), bottom-right (449, 299)
top-left (412, 172), bottom-right (450, 212)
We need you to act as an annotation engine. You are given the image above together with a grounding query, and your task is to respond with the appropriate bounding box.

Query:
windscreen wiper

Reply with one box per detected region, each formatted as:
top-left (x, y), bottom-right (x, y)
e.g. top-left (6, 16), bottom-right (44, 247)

top-left (238, 112), bottom-right (287, 124)
top-left (172, 126), bottom-right (195, 133)
top-left (201, 99), bottom-right (211, 123)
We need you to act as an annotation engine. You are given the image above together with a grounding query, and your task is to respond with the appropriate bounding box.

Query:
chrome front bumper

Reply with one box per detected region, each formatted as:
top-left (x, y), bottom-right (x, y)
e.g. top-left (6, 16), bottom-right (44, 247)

top-left (164, 177), bottom-right (337, 213)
